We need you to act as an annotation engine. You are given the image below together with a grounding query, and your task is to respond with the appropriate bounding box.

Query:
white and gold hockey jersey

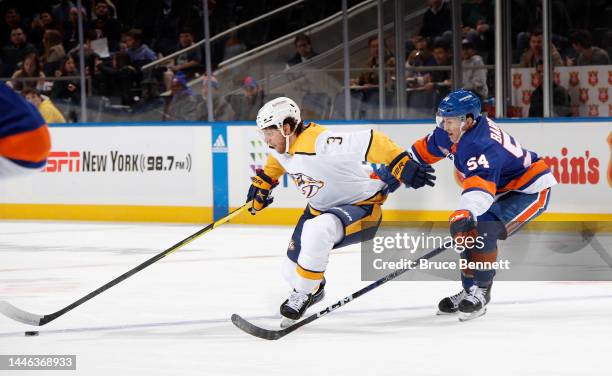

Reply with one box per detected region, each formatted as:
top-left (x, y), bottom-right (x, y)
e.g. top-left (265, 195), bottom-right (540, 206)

top-left (263, 122), bottom-right (406, 211)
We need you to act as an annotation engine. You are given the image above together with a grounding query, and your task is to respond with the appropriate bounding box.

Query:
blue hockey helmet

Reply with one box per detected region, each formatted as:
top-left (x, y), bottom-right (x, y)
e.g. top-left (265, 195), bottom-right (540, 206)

top-left (436, 89), bottom-right (481, 128)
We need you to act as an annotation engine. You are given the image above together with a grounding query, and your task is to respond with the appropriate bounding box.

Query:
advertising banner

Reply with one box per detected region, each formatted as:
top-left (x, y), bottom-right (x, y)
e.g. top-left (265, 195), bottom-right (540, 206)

top-left (0, 125), bottom-right (212, 220)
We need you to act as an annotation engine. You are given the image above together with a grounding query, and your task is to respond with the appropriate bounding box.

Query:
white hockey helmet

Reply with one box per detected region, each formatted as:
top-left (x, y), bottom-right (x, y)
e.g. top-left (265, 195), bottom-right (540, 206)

top-left (256, 96), bottom-right (301, 132)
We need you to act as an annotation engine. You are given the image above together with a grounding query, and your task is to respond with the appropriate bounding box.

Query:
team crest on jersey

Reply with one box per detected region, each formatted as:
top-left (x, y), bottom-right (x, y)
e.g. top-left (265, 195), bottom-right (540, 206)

top-left (569, 71), bottom-right (580, 87)
top-left (598, 88), bottom-right (609, 103)
top-left (579, 88), bottom-right (589, 103)
top-left (512, 73), bottom-right (522, 88)
top-left (291, 173), bottom-right (324, 198)
top-left (588, 71), bottom-right (598, 86)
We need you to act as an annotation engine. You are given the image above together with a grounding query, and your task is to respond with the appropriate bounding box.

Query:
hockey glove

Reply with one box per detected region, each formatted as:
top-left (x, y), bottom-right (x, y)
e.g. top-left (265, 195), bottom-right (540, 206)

top-left (389, 151), bottom-right (436, 189)
top-left (449, 209), bottom-right (479, 248)
top-left (246, 169), bottom-right (279, 215)
top-left (372, 165), bottom-right (401, 193)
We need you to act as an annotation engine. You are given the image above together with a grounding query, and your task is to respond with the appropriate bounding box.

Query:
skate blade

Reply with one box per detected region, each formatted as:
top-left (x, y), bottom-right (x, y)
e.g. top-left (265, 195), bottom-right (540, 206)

top-left (436, 310), bottom-right (459, 316)
top-left (280, 317), bottom-right (297, 328)
top-left (458, 307), bottom-right (487, 322)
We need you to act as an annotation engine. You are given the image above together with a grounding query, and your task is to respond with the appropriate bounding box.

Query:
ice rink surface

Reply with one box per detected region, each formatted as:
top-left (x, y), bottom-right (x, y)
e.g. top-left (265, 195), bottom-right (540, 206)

top-left (1, 221), bottom-right (611, 376)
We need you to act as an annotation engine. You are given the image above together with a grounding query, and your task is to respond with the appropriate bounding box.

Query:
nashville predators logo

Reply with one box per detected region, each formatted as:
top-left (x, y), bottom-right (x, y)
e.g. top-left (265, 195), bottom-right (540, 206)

top-left (291, 173), bottom-right (324, 198)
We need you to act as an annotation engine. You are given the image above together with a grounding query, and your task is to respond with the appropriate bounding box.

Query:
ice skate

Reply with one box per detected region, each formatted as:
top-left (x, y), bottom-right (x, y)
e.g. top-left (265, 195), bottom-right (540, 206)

top-left (458, 285), bottom-right (491, 322)
top-left (437, 289), bottom-right (466, 315)
top-left (280, 278), bottom-right (325, 328)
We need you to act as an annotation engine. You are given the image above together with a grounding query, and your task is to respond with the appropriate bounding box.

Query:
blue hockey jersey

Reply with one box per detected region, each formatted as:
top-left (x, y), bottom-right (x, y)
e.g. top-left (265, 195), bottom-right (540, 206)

top-left (410, 116), bottom-right (557, 216)
top-left (0, 82), bottom-right (50, 167)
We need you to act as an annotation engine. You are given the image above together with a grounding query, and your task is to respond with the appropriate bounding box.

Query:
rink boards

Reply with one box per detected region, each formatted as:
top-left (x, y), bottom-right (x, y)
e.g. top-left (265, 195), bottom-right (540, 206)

top-left (0, 119), bottom-right (610, 223)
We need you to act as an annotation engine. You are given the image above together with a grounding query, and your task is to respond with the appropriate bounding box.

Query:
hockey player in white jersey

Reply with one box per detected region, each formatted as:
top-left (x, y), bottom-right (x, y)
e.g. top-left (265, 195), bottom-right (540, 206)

top-left (246, 97), bottom-right (436, 327)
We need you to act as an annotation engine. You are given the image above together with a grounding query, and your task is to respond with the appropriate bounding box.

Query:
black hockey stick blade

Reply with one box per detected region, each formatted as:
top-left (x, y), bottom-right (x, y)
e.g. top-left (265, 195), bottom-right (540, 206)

top-left (0, 205), bottom-right (248, 326)
top-left (232, 245), bottom-right (448, 340)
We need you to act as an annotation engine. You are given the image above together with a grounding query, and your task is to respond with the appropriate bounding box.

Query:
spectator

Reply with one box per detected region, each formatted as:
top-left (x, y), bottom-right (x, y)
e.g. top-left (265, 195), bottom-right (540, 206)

top-left (420, 0), bottom-right (452, 44)
top-left (528, 60), bottom-right (571, 117)
top-left (228, 75), bottom-right (264, 120)
top-left (163, 28), bottom-right (203, 90)
top-left (42, 29), bottom-right (66, 75)
top-left (355, 36), bottom-right (395, 86)
top-left (222, 29), bottom-right (246, 61)
top-left (1, 27), bottom-right (38, 77)
top-left (9, 53), bottom-right (46, 92)
top-left (22, 88), bottom-right (66, 123)
top-left (51, 56), bottom-right (80, 103)
top-left (286, 33), bottom-right (318, 68)
top-left (164, 71), bottom-right (197, 121)
top-left (0, 8), bottom-right (26, 46)
top-left (422, 40), bottom-right (452, 101)
top-left (94, 51), bottom-right (139, 105)
top-left (125, 28), bottom-right (156, 66)
top-left (461, 39), bottom-right (488, 99)
top-left (132, 77), bottom-right (165, 121)
top-left (89, 0), bottom-right (122, 52)
top-left (461, 0), bottom-right (494, 59)
top-left (52, 0), bottom-right (76, 26)
top-left (519, 30), bottom-right (564, 67)
top-left (63, 6), bottom-right (88, 52)
top-left (405, 35), bottom-right (436, 83)
top-left (29, 10), bottom-right (59, 53)
top-left (196, 75), bottom-right (234, 121)
top-left (569, 29), bottom-right (610, 66)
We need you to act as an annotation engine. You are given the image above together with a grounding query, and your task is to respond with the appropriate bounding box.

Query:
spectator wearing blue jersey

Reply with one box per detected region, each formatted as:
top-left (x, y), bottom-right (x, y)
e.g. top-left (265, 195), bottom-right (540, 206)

top-left (125, 28), bottom-right (157, 65)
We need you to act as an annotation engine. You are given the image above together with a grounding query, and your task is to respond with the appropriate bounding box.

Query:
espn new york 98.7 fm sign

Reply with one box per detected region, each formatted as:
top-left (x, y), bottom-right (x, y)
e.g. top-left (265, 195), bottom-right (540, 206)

top-left (0, 125), bottom-right (213, 208)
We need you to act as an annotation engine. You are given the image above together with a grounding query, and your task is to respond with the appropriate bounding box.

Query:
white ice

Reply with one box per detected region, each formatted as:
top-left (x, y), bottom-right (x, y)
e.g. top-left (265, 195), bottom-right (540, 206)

top-left (1, 221), bottom-right (611, 376)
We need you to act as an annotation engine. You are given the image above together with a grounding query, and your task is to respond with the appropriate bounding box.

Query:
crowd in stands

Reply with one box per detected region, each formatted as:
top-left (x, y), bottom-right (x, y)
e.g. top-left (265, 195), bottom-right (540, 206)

top-left (0, 0), bottom-right (610, 123)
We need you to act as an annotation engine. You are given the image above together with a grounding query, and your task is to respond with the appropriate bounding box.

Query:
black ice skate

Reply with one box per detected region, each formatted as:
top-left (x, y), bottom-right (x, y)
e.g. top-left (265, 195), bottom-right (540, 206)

top-left (280, 278), bottom-right (326, 328)
top-left (458, 284), bottom-right (491, 322)
top-left (437, 289), bottom-right (467, 315)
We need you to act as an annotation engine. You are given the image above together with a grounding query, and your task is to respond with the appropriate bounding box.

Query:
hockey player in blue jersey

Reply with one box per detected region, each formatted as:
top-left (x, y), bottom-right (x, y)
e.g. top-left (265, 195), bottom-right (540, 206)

top-left (404, 89), bottom-right (556, 321)
top-left (0, 82), bottom-right (51, 178)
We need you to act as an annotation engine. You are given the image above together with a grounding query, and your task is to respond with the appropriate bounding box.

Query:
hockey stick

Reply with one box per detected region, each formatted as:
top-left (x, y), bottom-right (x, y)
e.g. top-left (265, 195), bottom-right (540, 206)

top-left (232, 244), bottom-right (448, 340)
top-left (0, 205), bottom-right (249, 326)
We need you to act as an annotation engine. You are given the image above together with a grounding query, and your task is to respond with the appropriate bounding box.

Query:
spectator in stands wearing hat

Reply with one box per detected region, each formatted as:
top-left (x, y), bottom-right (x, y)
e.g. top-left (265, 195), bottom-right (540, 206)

top-left (227, 75), bottom-right (264, 121)
top-left (23, 88), bottom-right (66, 124)
top-left (196, 75), bottom-right (234, 121)
top-left (568, 30), bottom-right (610, 66)
top-left (164, 71), bottom-right (197, 121)
top-left (461, 39), bottom-right (488, 99)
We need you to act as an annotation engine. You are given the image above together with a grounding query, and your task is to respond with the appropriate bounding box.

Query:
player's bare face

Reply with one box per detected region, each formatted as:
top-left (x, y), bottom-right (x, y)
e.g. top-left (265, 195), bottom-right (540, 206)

top-left (262, 128), bottom-right (286, 153)
top-left (442, 117), bottom-right (462, 143)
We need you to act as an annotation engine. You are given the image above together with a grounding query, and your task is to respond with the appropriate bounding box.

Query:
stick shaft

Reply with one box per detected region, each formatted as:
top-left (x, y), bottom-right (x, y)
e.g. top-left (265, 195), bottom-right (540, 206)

top-left (37, 205), bottom-right (247, 325)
